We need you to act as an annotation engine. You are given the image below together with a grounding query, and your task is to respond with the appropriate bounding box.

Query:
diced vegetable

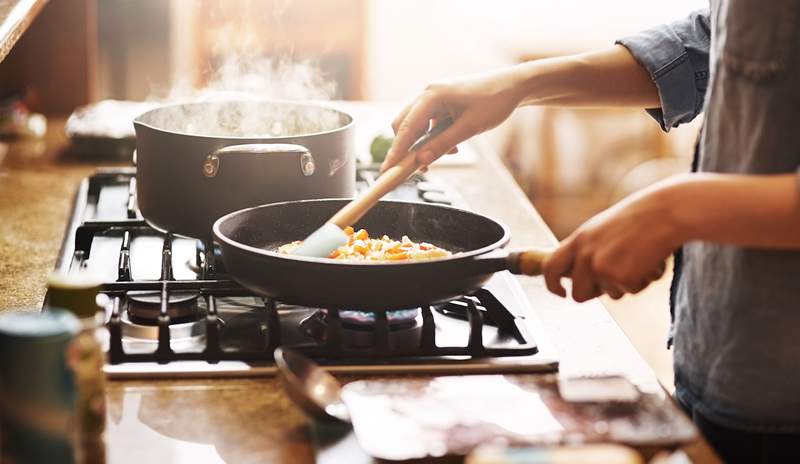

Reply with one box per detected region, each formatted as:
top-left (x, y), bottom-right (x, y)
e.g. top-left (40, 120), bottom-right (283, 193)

top-left (277, 228), bottom-right (452, 261)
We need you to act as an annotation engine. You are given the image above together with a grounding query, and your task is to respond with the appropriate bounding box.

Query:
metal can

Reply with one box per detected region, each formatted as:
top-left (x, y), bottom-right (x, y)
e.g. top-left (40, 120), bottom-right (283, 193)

top-left (0, 309), bottom-right (80, 464)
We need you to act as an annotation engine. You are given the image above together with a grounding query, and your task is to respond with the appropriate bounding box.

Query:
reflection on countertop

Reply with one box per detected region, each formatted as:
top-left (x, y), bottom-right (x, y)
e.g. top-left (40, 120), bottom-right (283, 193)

top-left (106, 379), bottom-right (312, 464)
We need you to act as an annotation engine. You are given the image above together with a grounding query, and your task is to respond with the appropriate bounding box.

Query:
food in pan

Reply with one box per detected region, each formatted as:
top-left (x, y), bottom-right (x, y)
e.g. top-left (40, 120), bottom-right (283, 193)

top-left (278, 227), bottom-right (452, 261)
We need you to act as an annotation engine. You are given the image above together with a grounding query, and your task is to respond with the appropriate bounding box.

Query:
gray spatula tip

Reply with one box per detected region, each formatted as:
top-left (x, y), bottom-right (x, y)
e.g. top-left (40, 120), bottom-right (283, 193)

top-left (292, 223), bottom-right (349, 258)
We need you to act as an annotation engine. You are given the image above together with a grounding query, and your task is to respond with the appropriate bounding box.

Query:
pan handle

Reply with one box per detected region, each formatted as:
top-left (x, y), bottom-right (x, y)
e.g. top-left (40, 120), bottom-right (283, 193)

top-left (506, 248), bottom-right (554, 276)
top-left (202, 143), bottom-right (315, 178)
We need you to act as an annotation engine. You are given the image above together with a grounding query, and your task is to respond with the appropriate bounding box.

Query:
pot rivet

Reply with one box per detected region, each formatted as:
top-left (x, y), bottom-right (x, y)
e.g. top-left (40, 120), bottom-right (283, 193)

top-left (203, 154), bottom-right (220, 178)
top-left (301, 153), bottom-right (315, 176)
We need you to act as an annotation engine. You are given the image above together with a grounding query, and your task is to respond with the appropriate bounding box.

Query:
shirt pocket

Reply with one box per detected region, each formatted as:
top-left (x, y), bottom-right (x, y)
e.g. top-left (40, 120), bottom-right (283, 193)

top-left (721, 0), bottom-right (799, 80)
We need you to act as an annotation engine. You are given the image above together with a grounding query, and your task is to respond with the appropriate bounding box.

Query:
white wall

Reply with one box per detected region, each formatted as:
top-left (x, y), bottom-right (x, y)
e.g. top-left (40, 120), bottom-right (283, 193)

top-left (365, 0), bottom-right (708, 100)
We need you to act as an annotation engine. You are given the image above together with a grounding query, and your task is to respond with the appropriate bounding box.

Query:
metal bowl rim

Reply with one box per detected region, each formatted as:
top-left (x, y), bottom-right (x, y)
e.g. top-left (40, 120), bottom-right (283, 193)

top-left (132, 99), bottom-right (355, 140)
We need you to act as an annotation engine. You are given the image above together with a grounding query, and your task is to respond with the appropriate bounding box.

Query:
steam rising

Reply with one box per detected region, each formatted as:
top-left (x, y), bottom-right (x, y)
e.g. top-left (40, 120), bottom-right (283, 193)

top-left (200, 55), bottom-right (336, 102)
top-left (147, 19), bottom-right (342, 138)
top-left (139, 98), bottom-right (349, 138)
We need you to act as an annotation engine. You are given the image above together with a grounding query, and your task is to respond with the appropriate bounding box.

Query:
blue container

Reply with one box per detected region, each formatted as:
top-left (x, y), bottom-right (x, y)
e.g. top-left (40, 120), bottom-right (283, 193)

top-left (0, 309), bottom-right (80, 463)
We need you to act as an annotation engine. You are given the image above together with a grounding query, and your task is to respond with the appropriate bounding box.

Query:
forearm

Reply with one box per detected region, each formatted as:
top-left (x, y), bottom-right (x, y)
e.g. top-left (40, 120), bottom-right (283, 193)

top-left (511, 45), bottom-right (660, 108)
top-left (664, 173), bottom-right (800, 249)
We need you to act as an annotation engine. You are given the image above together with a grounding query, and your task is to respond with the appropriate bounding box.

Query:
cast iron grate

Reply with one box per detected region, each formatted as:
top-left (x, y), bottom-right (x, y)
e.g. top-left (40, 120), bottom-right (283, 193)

top-left (46, 168), bottom-right (538, 365)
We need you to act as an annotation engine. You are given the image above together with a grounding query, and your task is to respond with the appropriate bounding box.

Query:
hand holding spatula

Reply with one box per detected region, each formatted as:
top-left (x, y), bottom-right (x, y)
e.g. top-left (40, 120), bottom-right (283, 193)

top-left (292, 119), bottom-right (454, 258)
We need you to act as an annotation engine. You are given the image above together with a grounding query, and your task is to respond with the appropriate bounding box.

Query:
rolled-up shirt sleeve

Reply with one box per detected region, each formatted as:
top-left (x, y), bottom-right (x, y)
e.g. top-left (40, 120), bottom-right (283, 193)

top-left (616, 9), bottom-right (711, 132)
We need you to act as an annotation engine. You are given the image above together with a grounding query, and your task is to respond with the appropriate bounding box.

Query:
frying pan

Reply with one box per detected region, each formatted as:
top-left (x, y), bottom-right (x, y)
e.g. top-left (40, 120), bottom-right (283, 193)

top-left (213, 199), bottom-right (550, 310)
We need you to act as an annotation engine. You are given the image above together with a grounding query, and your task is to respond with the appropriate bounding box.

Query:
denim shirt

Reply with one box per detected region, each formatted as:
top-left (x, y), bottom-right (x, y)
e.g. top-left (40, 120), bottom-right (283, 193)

top-left (617, 1), bottom-right (800, 433)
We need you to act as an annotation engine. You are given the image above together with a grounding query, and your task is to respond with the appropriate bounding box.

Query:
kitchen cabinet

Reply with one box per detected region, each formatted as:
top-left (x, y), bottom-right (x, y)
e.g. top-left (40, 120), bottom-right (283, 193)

top-left (0, 0), bottom-right (96, 114)
top-left (0, 0), bottom-right (48, 63)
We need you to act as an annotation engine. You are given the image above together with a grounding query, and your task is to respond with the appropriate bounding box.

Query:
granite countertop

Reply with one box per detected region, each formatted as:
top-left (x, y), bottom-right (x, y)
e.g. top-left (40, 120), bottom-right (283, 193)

top-left (0, 117), bottom-right (97, 310)
top-left (0, 105), bottom-right (719, 463)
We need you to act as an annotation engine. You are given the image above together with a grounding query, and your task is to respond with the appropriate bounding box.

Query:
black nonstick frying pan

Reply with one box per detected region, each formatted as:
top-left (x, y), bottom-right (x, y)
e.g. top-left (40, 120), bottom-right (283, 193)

top-left (213, 199), bottom-right (551, 310)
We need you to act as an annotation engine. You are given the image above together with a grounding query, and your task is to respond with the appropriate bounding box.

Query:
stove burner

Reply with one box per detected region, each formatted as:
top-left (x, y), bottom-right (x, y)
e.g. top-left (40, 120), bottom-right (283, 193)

top-left (120, 308), bottom-right (206, 342)
top-left (326, 308), bottom-right (420, 328)
top-left (127, 291), bottom-right (199, 323)
top-left (299, 309), bottom-right (423, 349)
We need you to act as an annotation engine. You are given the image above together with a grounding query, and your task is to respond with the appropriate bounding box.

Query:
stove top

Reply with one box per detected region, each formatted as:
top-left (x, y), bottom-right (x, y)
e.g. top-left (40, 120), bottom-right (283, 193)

top-left (47, 166), bottom-right (558, 378)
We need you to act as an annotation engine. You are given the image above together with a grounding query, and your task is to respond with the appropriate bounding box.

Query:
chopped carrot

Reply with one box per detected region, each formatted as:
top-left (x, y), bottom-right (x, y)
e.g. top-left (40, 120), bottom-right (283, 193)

top-left (386, 243), bottom-right (403, 253)
top-left (352, 240), bottom-right (368, 254)
top-left (386, 251), bottom-right (409, 260)
top-left (354, 229), bottom-right (369, 241)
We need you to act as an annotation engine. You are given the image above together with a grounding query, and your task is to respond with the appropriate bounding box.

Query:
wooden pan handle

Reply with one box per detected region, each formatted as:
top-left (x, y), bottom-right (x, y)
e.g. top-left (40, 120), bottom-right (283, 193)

top-left (507, 248), bottom-right (554, 276)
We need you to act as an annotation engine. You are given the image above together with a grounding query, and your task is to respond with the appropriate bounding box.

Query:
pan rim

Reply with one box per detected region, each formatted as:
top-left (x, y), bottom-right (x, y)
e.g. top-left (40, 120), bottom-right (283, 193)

top-left (212, 198), bottom-right (511, 267)
top-left (133, 99), bottom-right (355, 140)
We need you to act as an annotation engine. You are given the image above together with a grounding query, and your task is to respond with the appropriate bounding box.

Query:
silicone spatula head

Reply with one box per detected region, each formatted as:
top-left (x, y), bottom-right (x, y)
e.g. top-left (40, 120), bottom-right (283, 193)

top-left (290, 223), bottom-right (350, 258)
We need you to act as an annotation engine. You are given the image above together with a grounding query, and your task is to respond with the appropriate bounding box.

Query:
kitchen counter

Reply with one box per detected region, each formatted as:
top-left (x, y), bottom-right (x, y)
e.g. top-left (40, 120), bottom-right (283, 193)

top-left (0, 118), bottom-right (96, 310)
top-left (0, 106), bottom-right (719, 463)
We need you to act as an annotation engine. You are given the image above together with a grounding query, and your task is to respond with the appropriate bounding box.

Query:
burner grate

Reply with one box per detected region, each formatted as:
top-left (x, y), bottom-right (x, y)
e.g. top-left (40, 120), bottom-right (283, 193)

top-left (46, 168), bottom-right (538, 367)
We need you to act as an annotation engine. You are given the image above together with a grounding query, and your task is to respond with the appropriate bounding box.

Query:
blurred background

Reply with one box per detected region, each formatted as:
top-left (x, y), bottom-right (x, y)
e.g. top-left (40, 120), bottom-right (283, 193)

top-left (0, 0), bottom-right (705, 236)
top-left (0, 0), bottom-right (707, 388)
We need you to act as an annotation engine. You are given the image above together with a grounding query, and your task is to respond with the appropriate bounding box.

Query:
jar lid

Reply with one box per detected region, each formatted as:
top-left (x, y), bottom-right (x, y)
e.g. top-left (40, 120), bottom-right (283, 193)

top-left (46, 270), bottom-right (103, 318)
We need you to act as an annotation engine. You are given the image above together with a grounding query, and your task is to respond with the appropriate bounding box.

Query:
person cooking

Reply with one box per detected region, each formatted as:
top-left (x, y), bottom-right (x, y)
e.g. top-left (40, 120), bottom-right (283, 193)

top-left (381, 5), bottom-right (800, 463)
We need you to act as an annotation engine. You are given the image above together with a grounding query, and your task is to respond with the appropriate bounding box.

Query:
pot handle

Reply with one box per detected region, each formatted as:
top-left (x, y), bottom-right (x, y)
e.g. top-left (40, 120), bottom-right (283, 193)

top-left (506, 248), bottom-right (554, 276)
top-left (202, 143), bottom-right (315, 178)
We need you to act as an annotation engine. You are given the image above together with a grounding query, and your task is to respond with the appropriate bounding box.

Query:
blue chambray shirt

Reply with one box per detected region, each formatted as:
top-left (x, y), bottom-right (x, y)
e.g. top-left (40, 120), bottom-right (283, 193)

top-left (617, 1), bottom-right (800, 433)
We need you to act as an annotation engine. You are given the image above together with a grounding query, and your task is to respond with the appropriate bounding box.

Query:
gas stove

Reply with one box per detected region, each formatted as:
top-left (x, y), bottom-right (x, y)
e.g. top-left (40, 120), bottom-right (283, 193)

top-left (47, 166), bottom-right (558, 378)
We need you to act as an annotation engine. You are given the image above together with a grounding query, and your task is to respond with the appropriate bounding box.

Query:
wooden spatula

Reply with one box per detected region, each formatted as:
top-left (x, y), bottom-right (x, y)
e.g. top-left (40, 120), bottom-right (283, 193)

top-left (292, 119), bottom-right (453, 258)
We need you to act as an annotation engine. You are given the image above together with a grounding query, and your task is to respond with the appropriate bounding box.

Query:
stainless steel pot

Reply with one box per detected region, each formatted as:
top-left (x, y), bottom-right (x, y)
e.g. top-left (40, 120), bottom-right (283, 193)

top-left (133, 100), bottom-right (355, 241)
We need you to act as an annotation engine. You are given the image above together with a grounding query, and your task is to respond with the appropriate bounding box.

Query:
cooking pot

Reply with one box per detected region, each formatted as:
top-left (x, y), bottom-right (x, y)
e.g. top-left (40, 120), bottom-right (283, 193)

top-left (133, 100), bottom-right (355, 242)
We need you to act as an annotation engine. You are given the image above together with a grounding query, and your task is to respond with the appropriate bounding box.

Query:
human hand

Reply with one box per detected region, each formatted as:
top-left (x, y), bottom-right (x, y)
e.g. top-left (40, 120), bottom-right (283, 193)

top-left (381, 68), bottom-right (525, 172)
top-left (542, 180), bottom-right (687, 302)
